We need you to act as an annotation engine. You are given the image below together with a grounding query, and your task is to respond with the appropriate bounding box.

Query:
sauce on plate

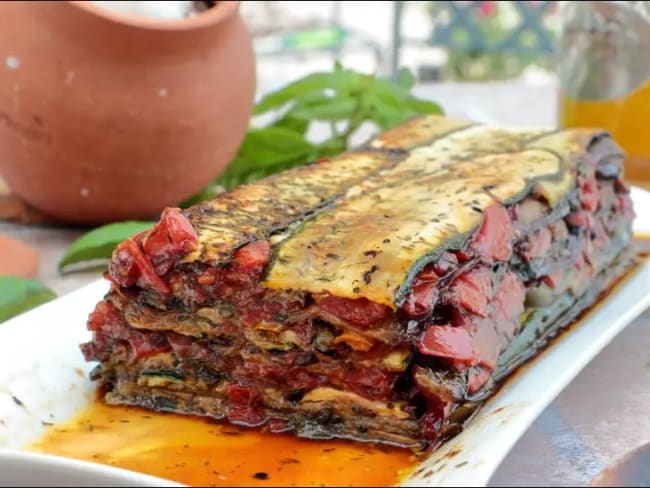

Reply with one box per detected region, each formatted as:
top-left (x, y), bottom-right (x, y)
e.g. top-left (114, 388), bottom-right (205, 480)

top-left (27, 402), bottom-right (417, 486)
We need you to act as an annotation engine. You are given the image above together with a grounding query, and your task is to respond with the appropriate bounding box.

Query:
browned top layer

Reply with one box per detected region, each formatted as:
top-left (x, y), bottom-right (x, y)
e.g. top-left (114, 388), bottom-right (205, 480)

top-left (173, 115), bottom-right (604, 307)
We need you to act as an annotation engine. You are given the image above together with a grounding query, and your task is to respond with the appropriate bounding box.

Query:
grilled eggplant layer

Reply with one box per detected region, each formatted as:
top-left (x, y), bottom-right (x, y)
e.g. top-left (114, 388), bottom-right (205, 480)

top-left (81, 115), bottom-right (636, 448)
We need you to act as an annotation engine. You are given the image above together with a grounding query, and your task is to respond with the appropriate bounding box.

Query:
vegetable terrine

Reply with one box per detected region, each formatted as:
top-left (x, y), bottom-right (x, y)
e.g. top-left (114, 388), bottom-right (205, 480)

top-left (81, 115), bottom-right (636, 448)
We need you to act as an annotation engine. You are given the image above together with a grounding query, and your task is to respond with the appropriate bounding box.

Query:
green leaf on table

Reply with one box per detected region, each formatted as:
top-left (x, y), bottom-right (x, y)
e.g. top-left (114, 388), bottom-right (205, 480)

top-left (0, 277), bottom-right (56, 323)
top-left (58, 221), bottom-right (154, 273)
top-left (216, 126), bottom-right (317, 190)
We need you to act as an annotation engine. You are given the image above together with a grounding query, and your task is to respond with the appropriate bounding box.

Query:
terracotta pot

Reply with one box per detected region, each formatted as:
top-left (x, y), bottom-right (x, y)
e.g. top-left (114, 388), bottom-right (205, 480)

top-left (0, 1), bottom-right (255, 225)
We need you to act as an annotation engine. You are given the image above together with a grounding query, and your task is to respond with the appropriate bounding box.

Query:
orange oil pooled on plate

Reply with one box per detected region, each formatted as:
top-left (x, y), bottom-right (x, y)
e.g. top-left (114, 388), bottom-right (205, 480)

top-left (27, 402), bottom-right (417, 487)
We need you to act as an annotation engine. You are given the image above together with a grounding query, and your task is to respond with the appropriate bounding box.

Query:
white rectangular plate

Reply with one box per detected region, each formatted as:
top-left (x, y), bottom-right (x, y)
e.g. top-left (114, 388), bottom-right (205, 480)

top-left (1, 188), bottom-right (650, 487)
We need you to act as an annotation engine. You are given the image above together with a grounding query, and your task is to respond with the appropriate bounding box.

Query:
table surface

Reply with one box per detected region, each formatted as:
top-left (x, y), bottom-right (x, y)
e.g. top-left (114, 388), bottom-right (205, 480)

top-left (2, 80), bottom-right (648, 486)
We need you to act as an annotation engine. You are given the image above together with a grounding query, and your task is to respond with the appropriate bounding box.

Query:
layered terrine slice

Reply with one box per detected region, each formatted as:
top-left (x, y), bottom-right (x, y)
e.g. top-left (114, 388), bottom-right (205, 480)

top-left (81, 115), bottom-right (636, 448)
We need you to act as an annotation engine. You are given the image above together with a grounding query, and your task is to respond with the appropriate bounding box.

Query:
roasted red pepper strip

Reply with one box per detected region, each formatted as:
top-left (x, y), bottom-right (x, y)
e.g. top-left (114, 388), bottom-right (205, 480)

top-left (87, 300), bottom-right (121, 332)
top-left (345, 367), bottom-right (395, 400)
top-left (469, 204), bottom-right (514, 262)
top-left (125, 330), bottom-right (171, 359)
top-left (493, 271), bottom-right (525, 322)
top-left (233, 240), bottom-right (271, 269)
top-left (452, 268), bottom-right (492, 318)
top-left (403, 265), bottom-right (439, 317)
top-left (418, 325), bottom-right (477, 363)
top-left (227, 383), bottom-right (267, 427)
top-left (566, 211), bottom-right (596, 230)
top-left (579, 172), bottom-right (600, 212)
top-left (316, 295), bottom-right (391, 327)
top-left (143, 207), bottom-right (198, 276)
top-left (542, 269), bottom-right (564, 289)
top-left (109, 238), bottom-right (170, 293)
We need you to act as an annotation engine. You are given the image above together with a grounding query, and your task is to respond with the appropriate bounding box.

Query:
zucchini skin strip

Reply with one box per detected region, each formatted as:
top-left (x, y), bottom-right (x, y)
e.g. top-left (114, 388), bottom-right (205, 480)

top-left (263, 118), bottom-right (601, 308)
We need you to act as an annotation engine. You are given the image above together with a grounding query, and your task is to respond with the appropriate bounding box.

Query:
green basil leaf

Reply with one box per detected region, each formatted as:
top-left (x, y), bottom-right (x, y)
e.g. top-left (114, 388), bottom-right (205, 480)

top-left (290, 96), bottom-right (357, 121)
top-left (395, 67), bottom-right (416, 91)
top-left (368, 76), bottom-right (411, 101)
top-left (254, 70), bottom-right (363, 114)
top-left (361, 92), bottom-right (413, 130)
top-left (285, 90), bottom-right (336, 108)
top-left (218, 153), bottom-right (316, 190)
top-left (316, 137), bottom-right (348, 158)
top-left (268, 91), bottom-right (335, 135)
top-left (59, 221), bottom-right (154, 273)
top-left (217, 126), bottom-right (316, 190)
top-left (224, 126), bottom-right (315, 170)
top-left (0, 277), bottom-right (56, 323)
top-left (401, 97), bottom-right (443, 115)
top-left (273, 113), bottom-right (310, 135)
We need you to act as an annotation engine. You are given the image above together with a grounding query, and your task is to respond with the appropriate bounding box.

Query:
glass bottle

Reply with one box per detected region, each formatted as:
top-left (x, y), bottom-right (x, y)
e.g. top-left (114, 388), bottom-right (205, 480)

top-left (558, 1), bottom-right (650, 187)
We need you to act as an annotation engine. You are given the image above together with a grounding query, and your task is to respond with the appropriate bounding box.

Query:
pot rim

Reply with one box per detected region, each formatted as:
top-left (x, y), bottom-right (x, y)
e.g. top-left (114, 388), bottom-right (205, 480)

top-left (67, 1), bottom-right (239, 31)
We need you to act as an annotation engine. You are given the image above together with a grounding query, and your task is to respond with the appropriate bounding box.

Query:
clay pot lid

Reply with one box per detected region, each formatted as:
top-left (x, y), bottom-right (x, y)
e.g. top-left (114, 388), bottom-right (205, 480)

top-left (0, 235), bottom-right (39, 278)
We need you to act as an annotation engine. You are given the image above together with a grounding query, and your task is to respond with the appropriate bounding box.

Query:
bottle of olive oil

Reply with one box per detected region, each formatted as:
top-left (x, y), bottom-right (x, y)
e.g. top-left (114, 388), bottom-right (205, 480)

top-left (558, 1), bottom-right (650, 188)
